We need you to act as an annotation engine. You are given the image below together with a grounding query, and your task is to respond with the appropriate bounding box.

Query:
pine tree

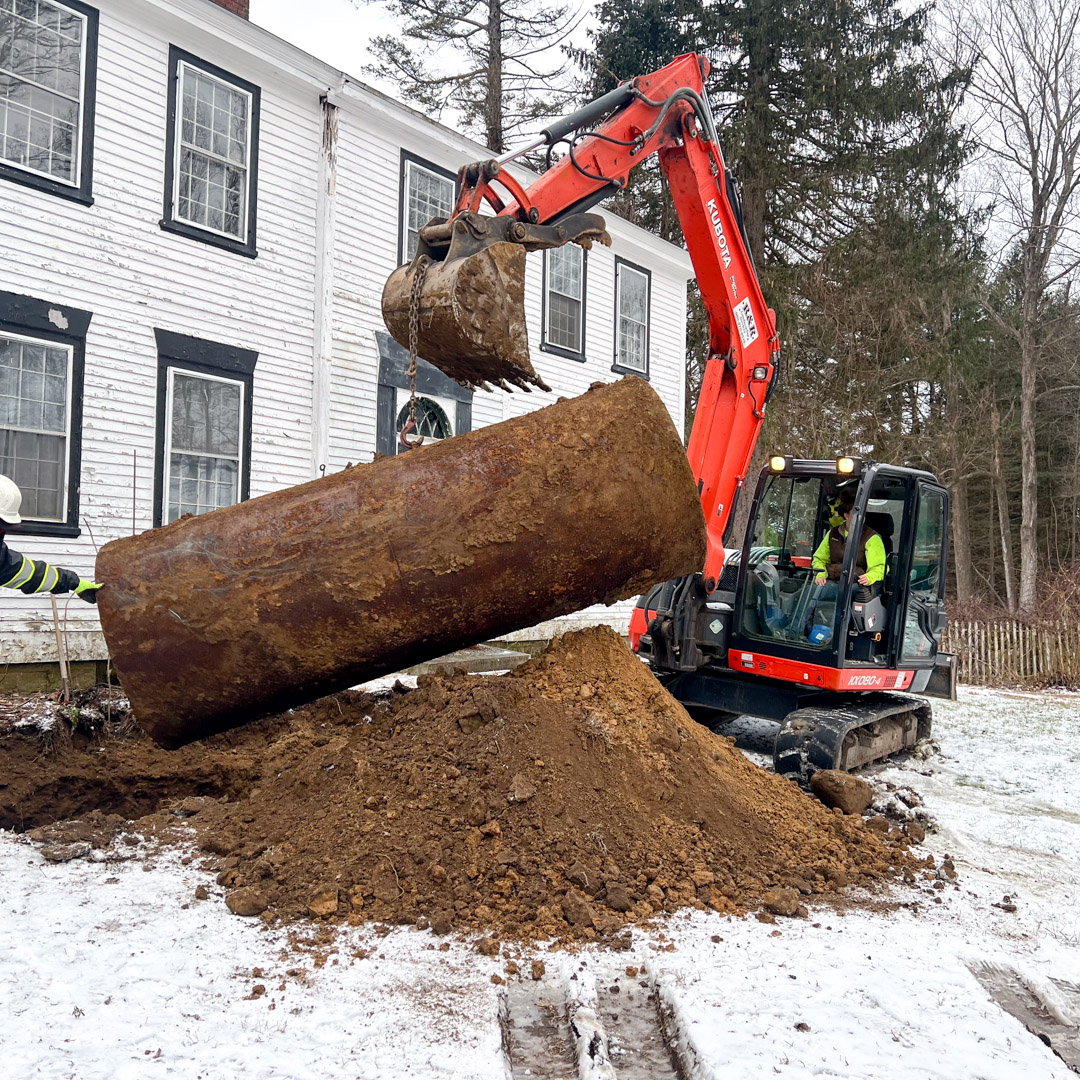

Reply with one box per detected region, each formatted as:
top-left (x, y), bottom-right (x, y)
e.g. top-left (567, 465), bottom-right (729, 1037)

top-left (362, 0), bottom-right (581, 153)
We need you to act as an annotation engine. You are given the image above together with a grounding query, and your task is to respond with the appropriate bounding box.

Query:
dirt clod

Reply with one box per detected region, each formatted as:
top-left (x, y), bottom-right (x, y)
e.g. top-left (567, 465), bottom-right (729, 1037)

top-left (762, 887), bottom-right (801, 917)
top-left (308, 888), bottom-right (340, 918)
top-left (40, 841), bottom-right (91, 862)
top-left (531, 960), bottom-right (546, 980)
top-left (810, 770), bottom-right (874, 815)
top-left (226, 888), bottom-right (269, 917)
top-left (905, 822), bottom-right (927, 844)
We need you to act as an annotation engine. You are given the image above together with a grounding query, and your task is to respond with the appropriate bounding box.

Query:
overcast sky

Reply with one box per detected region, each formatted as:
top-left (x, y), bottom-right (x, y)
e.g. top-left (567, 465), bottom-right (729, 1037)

top-left (249, 0), bottom-right (397, 88)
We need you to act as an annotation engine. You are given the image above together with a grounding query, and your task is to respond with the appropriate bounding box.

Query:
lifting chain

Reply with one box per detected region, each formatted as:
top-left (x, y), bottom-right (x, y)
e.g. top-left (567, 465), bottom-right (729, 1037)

top-left (402, 256), bottom-right (430, 451)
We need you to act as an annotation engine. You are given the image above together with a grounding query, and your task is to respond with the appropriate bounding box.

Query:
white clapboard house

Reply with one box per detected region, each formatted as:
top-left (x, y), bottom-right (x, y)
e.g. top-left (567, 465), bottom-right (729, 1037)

top-left (0, 0), bottom-right (693, 668)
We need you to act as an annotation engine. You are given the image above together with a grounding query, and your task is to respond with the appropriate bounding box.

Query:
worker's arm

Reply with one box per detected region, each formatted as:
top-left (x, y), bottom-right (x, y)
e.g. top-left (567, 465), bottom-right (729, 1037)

top-left (0, 541), bottom-right (100, 602)
top-left (811, 534), bottom-right (831, 577)
top-left (861, 534), bottom-right (886, 585)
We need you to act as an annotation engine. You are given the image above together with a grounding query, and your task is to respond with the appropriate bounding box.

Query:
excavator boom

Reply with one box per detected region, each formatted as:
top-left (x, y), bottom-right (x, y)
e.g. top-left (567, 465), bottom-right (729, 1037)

top-left (382, 53), bottom-right (778, 589)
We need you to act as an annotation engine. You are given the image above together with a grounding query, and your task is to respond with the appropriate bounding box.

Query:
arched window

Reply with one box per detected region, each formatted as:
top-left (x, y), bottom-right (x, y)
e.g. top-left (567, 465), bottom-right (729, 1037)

top-left (395, 396), bottom-right (452, 450)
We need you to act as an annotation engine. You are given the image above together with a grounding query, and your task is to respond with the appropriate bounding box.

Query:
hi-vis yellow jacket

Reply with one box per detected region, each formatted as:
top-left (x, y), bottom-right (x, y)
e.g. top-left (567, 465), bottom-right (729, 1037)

top-left (0, 530), bottom-right (81, 596)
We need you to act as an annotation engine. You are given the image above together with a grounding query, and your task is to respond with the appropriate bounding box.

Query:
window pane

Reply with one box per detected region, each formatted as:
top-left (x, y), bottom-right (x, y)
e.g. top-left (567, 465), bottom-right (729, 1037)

top-left (175, 64), bottom-right (250, 238)
top-left (394, 397), bottom-right (452, 453)
top-left (547, 292), bottom-right (581, 352)
top-left (619, 266), bottom-right (648, 322)
top-left (0, 0), bottom-right (85, 182)
top-left (405, 162), bottom-right (454, 260)
top-left (548, 245), bottom-right (582, 300)
top-left (0, 333), bottom-right (69, 432)
top-left (167, 453), bottom-right (238, 522)
top-left (0, 428), bottom-right (65, 520)
top-left (617, 266), bottom-right (649, 370)
top-left (545, 246), bottom-right (583, 352)
top-left (618, 317), bottom-right (646, 371)
top-left (170, 371), bottom-right (241, 457)
top-left (741, 476), bottom-right (832, 647)
top-left (901, 490), bottom-right (946, 661)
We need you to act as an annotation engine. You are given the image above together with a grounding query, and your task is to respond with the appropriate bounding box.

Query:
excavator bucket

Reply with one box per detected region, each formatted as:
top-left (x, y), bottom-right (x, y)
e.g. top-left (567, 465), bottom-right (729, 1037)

top-left (382, 241), bottom-right (545, 393)
top-left (381, 211), bottom-right (609, 393)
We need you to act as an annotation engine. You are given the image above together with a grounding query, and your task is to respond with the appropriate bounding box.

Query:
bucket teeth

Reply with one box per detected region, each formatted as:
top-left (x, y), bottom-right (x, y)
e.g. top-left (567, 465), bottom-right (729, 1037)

top-left (382, 242), bottom-right (550, 393)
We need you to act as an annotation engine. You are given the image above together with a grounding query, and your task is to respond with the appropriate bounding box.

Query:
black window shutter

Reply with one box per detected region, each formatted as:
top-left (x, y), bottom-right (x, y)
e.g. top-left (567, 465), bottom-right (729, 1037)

top-left (376, 384), bottom-right (396, 457)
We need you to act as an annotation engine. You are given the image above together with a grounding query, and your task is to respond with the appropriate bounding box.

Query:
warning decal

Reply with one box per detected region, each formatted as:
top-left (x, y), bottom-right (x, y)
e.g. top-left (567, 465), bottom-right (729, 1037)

top-left (734, 298), bottom-right (759, 348)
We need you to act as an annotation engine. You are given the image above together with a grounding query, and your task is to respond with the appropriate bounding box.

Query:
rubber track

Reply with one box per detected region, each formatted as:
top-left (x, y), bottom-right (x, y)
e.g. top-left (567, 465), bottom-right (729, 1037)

top-left (774, 692), bottom-right (932, 781)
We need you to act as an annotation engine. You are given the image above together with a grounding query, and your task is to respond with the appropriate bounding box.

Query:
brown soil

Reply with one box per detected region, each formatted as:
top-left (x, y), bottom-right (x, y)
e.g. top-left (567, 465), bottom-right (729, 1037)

top-left (2, 627), bottom-right (917, 942)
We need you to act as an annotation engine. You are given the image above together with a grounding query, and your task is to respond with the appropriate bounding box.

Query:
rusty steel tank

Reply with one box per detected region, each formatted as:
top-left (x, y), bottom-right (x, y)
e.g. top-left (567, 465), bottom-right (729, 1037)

top-left (97, 377), bottom-right (706, 749)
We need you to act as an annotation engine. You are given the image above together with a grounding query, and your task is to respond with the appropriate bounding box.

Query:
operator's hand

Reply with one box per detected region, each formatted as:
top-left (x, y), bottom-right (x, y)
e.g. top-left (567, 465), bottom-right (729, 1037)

top-left (814, 573), bottom-right (826, 586)
top-left (857, 574), bottom-right (870, 586)
top-left (74, 579), bottom-right (102, 605)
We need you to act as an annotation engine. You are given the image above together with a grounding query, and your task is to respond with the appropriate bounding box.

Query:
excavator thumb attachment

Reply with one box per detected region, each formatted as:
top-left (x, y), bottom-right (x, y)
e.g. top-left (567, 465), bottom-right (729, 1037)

top-left (382, 211), bottom-right (609, 392)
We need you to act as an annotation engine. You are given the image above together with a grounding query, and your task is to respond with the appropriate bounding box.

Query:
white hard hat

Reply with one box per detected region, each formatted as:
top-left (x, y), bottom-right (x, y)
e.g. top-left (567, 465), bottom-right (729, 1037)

top-left (0, 475), bottom-right (23, 525)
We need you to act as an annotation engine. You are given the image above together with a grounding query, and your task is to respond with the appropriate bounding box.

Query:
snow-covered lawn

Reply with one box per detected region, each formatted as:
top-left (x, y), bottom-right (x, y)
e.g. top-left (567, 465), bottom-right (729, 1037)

top-left (1, 686), bottom-right (1077, 1078)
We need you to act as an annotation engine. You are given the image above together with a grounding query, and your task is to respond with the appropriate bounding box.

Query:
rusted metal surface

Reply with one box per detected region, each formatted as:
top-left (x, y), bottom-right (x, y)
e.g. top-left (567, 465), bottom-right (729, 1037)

top-left (97, 377), bottom-right (706, 749)
top-left (382, 242), bottom-right (547, 393)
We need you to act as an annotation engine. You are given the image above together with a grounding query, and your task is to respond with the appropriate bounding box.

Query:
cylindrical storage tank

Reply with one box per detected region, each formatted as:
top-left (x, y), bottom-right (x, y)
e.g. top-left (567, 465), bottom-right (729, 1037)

top-left (97, 377), bottom-right (706, 748)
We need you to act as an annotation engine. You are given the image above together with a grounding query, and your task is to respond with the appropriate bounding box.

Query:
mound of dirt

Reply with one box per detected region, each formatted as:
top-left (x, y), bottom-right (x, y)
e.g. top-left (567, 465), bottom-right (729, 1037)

top-left (180, 627), bottom-right (914, 940)
top-left (6, 627), bottom-right (919, 941)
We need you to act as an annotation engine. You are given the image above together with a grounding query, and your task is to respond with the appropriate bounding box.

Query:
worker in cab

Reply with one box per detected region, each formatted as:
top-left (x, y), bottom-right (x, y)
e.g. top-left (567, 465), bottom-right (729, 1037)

top-left (813, 494), bottom-right (886, 590)
top-left (806, 495), bottom-right (885, 644)
top-left (0, 475), bottom-right (102, 604)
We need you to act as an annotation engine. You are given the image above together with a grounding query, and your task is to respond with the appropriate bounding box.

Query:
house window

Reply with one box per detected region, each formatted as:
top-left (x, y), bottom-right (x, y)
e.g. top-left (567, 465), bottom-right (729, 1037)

top-left (153, 329), bottom-right (256, 527)
top-left (164, 369), bottom-right (243, 523)
top-left (614, 258), bottom-right (650, 375)
top-left (162, 46), bottom-right (259, 258)
top-left (0, 290), bottom-right (89, 537)
top-left (374, 331), bottom-right (471, 458)
top-left (395, 392), bottom-right (453, 451)
top-left (542, 244), bottom-right (585, 359)
top-left (0, 331), bottom-right (71, 521)
top-left (0, 0), bottom-right (98, 203)
top-left (401, 153), bottom-right (455, 263)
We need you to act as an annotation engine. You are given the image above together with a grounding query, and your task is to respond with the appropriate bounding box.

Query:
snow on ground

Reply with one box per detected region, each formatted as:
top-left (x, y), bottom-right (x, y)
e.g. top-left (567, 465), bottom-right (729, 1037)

top-left (1, 685), bottom-right (1077, 1078)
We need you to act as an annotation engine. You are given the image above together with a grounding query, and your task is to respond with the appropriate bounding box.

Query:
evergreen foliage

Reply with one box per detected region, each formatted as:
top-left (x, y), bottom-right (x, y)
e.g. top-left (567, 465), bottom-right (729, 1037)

top-left (361, 0), bottom-right (580, 153)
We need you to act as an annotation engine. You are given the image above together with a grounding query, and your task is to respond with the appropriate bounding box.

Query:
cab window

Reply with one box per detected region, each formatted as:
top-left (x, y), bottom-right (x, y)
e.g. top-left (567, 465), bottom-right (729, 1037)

top-left (741, 475), bottom-right (831, 647)
top-left (901, 488), bottom-right (945, 661)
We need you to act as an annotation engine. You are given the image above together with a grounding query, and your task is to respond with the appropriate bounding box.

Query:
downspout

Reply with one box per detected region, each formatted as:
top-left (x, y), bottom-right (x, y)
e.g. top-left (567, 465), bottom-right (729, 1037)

top-left (311, 90), bottom-right (341, 478)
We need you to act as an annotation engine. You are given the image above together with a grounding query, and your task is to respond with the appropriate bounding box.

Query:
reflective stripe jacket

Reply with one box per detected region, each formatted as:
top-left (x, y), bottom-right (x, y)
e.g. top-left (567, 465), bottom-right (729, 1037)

top-left (811, 525), bottom-right (886, 585)
top-left (0, 531), bottom-right (81, 596)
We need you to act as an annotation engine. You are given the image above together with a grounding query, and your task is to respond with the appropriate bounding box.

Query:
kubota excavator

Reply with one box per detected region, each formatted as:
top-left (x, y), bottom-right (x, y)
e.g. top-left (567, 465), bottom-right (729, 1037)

top-left (381, 52), bottom-right (957, 779)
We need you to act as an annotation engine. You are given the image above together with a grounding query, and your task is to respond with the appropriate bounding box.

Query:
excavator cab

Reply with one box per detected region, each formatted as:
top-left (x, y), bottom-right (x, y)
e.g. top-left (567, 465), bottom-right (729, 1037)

top-left (730, 458), bottom-right (950, 679)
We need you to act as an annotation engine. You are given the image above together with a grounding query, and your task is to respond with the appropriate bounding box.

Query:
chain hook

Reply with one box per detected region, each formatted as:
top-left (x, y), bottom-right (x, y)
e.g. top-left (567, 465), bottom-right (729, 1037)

top-left (403, 256), bottom-right (430, 452)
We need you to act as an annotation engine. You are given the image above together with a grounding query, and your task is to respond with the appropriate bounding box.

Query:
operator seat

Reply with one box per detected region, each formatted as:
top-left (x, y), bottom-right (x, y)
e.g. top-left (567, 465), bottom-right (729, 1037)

top-left (862, 512), bottom-right (894, 555)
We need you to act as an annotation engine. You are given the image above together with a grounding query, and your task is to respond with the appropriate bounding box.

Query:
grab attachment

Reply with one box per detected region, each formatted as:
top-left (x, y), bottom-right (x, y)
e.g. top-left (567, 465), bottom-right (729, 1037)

top-left (382, 210), bottom-right (609, 393)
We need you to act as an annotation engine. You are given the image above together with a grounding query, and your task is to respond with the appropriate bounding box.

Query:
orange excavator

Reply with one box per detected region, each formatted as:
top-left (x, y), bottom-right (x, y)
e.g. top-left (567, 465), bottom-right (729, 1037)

top-left (382, 52), bottom-right (956, 778)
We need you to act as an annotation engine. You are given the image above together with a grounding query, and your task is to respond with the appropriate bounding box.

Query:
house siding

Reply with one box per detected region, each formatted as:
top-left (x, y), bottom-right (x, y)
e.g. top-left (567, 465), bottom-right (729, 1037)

top-left (1, 0), bottom-right (692, 665)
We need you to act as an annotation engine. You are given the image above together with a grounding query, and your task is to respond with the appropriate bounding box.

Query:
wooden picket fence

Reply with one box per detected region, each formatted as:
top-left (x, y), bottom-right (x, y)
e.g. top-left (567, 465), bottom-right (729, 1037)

top-left (944, 619), bottom-right (1080, 686)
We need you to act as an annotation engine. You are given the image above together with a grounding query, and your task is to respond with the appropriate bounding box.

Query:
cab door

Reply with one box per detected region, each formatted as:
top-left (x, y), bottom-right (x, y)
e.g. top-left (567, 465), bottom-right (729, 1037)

top-left (897, 482), bottom-right (950, 667)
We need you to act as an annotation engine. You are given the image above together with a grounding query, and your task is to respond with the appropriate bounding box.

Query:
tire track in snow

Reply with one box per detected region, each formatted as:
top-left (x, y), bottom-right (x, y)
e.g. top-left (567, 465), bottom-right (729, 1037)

top-left (501, 961), bottom-right (689, 1079)
top-left (500, 980), bottom-right (577, 1078)
top-left (969, 961), bottom-right (1080, 1072)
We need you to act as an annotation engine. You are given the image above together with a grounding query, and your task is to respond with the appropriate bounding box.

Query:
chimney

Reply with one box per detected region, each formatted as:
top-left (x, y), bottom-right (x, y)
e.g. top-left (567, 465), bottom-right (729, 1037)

top-left (209, 0), bottom-right (250, 17)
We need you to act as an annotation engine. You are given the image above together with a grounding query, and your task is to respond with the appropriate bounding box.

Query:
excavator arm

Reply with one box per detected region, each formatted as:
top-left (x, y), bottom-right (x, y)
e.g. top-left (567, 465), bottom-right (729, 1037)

top-left (382, 52), bottom-right (779, 592)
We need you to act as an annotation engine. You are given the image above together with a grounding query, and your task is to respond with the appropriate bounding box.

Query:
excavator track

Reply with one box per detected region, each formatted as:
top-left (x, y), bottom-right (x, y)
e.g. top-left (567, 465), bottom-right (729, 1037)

top-left (774, 692), bottom-right (932, 782)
